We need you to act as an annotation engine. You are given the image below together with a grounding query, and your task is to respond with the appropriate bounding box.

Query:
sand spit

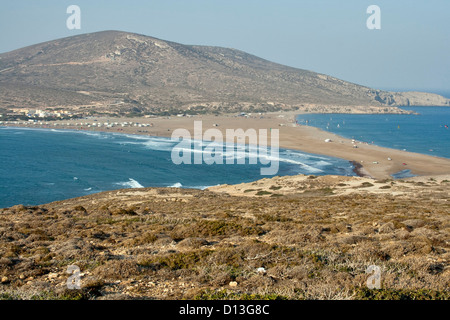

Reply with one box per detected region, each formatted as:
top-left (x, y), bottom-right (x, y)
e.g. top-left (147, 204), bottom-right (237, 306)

top-left (3, 111), bottom-right (450, 180)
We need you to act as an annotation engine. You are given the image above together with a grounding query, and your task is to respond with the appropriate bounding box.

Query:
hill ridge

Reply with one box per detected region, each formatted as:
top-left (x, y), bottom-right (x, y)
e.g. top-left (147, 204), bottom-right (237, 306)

top-left (1, 30), bottom-right (448, 116)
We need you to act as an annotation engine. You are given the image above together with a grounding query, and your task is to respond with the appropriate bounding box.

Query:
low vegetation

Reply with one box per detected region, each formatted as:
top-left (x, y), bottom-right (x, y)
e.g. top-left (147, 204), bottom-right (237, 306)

top-left (0, 175), bottom-right (448, 300)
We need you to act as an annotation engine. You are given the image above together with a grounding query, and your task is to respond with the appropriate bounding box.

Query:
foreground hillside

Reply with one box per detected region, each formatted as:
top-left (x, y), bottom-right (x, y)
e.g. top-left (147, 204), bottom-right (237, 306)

top-left (0, 174), bottom-right (449, 300)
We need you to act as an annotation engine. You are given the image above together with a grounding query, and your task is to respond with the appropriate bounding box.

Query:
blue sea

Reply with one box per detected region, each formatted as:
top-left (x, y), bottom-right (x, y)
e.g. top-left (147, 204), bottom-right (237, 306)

top-left (0, 128), bottom-right (355, 208)
top-left (2, 106), bottom-right (448, 208)
top-left (296, 107), bottom-right (450, 159)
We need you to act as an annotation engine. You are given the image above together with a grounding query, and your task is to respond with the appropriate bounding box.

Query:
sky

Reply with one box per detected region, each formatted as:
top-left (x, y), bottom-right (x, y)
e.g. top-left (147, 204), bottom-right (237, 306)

top-left (0, 0), bottom-right (449, 95)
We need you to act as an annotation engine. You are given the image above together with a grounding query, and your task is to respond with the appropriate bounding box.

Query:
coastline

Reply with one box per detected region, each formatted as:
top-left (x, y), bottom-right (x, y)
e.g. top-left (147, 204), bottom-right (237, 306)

top-left (349, 160), bottom-right (372, 178)
top-left (2, 111), bottom-right (450, 180)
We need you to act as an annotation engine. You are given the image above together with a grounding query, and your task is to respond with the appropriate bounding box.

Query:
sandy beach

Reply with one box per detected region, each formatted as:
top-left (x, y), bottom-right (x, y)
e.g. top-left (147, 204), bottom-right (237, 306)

top-left (3, 111), bottom-right (450, 180)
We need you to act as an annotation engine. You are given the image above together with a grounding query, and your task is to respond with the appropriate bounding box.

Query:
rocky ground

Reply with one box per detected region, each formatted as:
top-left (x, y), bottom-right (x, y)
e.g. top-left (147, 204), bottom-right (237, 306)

top-left (0, 174), bottom-right (449, 300)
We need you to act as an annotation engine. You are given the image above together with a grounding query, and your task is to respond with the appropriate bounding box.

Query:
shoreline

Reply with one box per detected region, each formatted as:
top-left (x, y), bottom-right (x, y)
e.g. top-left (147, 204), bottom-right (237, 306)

top-left (349, 160), bottom-right (372, 178)
top-left (2, 111), bottom-right (450, 180)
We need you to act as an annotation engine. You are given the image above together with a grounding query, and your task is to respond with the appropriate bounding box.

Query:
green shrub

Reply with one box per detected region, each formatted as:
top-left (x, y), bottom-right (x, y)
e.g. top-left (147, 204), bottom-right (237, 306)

top-left (352, 288), bottom-right (450, 300)
top-left (256, 191), bottom-right (272, 196)
top-left (359, 182), bottom-right (374, 188)
top-left (139, 250), bottom-right (212, 270)
top-left (194, 289), bottom-right (289, 300)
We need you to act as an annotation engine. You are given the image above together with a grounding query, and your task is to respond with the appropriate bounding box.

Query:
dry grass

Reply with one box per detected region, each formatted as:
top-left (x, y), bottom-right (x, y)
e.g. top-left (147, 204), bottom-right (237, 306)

top-left (0, 175), bottom-right (449, 300)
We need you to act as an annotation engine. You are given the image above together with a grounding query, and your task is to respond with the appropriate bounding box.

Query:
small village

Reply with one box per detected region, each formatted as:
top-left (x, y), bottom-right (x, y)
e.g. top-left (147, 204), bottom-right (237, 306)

top-left (0, 118), bottom-right (154, 130)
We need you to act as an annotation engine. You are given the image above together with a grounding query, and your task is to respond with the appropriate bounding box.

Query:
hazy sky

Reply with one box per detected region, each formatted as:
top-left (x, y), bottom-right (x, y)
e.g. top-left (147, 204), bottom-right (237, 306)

top-left (1, 0), bottom-right (449, 94)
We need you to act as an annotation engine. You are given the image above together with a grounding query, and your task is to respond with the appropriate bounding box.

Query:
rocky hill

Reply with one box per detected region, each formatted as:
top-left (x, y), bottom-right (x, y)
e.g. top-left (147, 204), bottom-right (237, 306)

top-left (1, 30), bottom-right (448, 115)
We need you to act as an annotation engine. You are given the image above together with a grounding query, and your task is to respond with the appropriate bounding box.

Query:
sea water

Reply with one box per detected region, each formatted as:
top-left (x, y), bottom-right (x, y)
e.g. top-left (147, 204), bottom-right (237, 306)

top-left (0, 127), bottom-right (355, 208)
top-left (296, 107), bottom-right (450, 159)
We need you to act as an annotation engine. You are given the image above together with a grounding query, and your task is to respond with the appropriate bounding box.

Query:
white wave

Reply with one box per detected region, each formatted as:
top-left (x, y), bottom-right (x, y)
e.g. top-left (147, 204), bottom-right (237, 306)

top-left (172, 142), bottom-right (325, 173)
top-left (266, 156), bottom-right (324, 173)
top-left (81, 131), bottom-right (101, 136)
top-left (115, 136), bottom-right (177, 152)
top-left (115, 133), bottom-right (168, 141)
top-left (116, 178), bottom-right (145, 189)
top-left (142, 140), bottom-right (176, 151)
top-left (114, 133), bottom-right (151, 140)
top-left (79, 131), bottom-right (110, 139)
top-left (284, 150), bottom-right (330, 160)
top-left (173, 147), bottom-right (217, 155)
top-left (199, 184), bottom-right (220, 190)
top-left (0, 127), bottom-right (38, 132)
top-left (169, 182), bottom-right (183, 188)
top-left (84, 188), bottom-right (92, 191)
top-left (315, 160), bottom-right (332, 167)
top-left (114, 132), bottom-right (340, 175)
top-left (115, 133), bottom-right (173, 144)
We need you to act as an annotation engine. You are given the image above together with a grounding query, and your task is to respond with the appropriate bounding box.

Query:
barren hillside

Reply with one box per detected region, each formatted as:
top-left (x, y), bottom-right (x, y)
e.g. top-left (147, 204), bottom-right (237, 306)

top-left (1, 31), bottom-right (448, 115)
top-left (0, 174), bottom-right (448, 300)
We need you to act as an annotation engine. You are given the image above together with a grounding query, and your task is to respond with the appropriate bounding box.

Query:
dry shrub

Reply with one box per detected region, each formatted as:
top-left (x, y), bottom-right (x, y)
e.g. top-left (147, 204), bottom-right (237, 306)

top-left (123, 232), bottom-right (158, 247)
top-left (170, 219), bottom-right (263, 240)
top-left (93, 259), bottom-right (142, 280)
top-left (177, 237), bottom-right (209, 249)
top-left (0, 175), bottom-right (448, 300)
